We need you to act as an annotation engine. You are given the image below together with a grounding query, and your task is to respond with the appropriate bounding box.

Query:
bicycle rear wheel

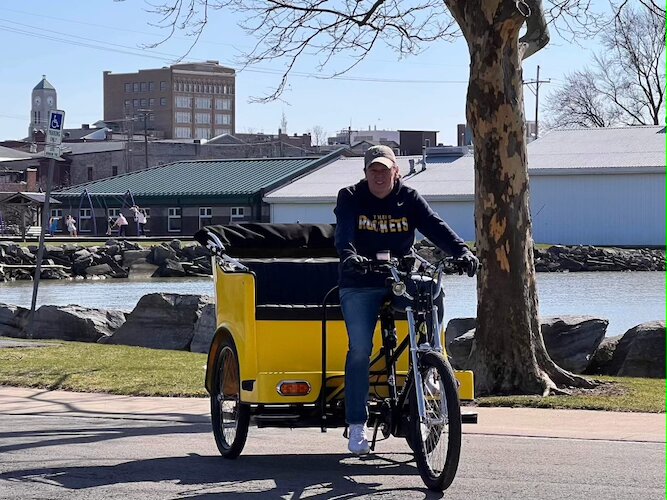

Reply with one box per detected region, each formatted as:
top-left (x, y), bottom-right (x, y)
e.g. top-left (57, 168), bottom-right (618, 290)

top-left (409, 351), bottom-right (462, 491)
top-left (211, 336), bottom-right (250, 459)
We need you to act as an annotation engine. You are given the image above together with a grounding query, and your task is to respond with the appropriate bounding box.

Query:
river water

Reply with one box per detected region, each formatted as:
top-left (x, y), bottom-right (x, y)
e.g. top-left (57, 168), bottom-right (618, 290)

top-left (1, 271), bottom-right (664, 338)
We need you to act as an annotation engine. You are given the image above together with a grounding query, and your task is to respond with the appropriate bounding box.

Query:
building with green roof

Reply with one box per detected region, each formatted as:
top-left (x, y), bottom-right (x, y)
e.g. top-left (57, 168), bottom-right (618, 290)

top-left (53, 150), bottom-right (343, 236)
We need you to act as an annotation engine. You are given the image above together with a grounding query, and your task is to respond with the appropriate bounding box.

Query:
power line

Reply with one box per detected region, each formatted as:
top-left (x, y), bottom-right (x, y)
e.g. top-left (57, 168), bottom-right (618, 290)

top-left (0, 19), bottom-right (468, 85)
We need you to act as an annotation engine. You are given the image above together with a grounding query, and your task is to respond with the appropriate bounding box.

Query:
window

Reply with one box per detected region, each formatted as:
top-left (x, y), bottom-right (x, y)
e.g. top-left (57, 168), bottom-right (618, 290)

top-left (215, 114), bottom-right (231, 125)
top-left (199, 207), bottom-right (212, 228)
top-left (108, 208), bottom-right (121, 218)
top-left (133, 82), bottom-right (139, 92)
top-left (195, 127), bottom-right (211, 139)
top-left (124, 83), bottom-right (132, 93)
top-left (175, 112), bottom-right (191, 124)
top-left (174, 127), bottom-right (191, 138)
top-left (168, 207), bottom-right (181, 232)
top-left (112, 165), bottom-right (118, 176)
top-left (87, 167), bottom-right (93, 181)
top-left (424, 139), bottom-right (431, 148)
top-left (160, 81), bottom-right (167, 91)
top-left (215, 97), bottom-right (232, 110)
top-left (149, 113), bottom-right (155, 122)
top-left (149, 98), bottom-right (156, 107)
top-left (230, 207), bottom-right (245, 220)
top-left (140, 82), bottom-right (147, 92)
top-left (195, 97), bottom-right (211, 109)
top-left (149, 81), bottom-right (155, 92)
top-left (195, 112), bottom-right (210, 124)
top-left (214, 128), bottom-right (231, 136)
top-left (124, 99), bottom-right (131, 109)
top-left (175, 96), bottom-right (192, 108)
top-left (133, 99), bottom-right (139, 108)
top-left (160, 97), bottom-right (167, 106)
top-left (140, 98), bottom-right (148, 107)
top-left (79, 208), bottom-right (92, 232)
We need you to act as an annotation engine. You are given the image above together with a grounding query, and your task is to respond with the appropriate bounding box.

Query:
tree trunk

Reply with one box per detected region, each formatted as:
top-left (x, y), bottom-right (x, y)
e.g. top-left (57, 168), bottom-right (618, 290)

top-left (446, 1), bottom-right (593, 395)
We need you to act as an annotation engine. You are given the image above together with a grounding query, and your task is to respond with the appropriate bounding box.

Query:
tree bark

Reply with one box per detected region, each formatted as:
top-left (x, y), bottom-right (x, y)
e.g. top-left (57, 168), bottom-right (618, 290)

top-left (446, 0), bottom-right (593, 395)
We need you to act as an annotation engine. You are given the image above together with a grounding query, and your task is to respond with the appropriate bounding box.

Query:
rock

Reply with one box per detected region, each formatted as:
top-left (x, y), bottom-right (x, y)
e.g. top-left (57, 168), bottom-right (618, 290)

top-left (610, 321), bottom-right (666, 378)
top-left (105, 293), bottom-right (212, 350)
top-left (448, 331), bottom-right (475, 370)
top-left (541, 316), bottom-right (608, 373)
top-left (445, 315), bottom-right (608, 373)
top-left (0, 303), bottom-right (30, 337)
top-left (128, 259), bottom-right (160, 277)
top-left (585, 336), bottom-right (622, 375)
top-left (85, 264), bottom-right (114, 276)
top-left (151, 245), bottom-right (177, 265)
top-left (152, 259), bottom-right (187, 277)
top-left (190, 303), bottom-right (216, 353)
top-left (123, 249), bottom-right (151, 267)
top-left (25, 305), bottom-right (126, 342)
top-left (169, 239), bottom-right (183, 251)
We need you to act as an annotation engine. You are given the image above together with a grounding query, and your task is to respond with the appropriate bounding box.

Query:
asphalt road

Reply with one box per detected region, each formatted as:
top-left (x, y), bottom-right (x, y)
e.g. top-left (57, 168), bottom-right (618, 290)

top-left (0, 412), bottom-right (664, 500)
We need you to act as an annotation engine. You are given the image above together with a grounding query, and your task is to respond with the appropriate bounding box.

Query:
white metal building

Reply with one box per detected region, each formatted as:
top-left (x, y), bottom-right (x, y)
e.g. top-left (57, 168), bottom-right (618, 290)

top-left (265, 126), bottom-right (666, 246)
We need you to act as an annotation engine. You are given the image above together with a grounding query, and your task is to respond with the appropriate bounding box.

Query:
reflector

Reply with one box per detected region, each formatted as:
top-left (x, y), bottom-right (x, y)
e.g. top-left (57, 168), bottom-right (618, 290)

top-left (277, 381), bottom-right (311, 396)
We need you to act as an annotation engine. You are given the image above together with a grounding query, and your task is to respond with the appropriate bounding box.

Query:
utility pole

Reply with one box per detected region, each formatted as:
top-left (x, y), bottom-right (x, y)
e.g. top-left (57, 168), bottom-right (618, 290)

top-left (523, 65), bottom-right (550, 140)
top-left (138, 109), bottom-right (151, 169)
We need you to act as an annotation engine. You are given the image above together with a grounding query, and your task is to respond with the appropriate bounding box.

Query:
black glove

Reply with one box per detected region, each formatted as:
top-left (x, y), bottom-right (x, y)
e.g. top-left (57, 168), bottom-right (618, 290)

top-left (459, 251), bottom-right (479, 277)
top-left (343, 254), bottom-right (369, 274)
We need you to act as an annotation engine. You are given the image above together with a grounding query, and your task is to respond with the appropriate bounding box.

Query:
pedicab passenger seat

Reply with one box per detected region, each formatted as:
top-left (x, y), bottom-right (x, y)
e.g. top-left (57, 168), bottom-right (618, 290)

top-left (194, 223), bottom-right (343, 321)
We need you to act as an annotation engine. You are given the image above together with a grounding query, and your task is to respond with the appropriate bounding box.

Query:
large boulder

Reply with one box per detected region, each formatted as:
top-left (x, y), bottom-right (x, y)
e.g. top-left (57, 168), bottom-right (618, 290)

top-left (541, 316), bottom-right (608, 373)
top-left (609, 321), bottom-right (666, 378)
top-left (445, 315), bottom-right (608, 373)
top-left (0, 303), bottom-right (30, 337)
top-left (25, 305), bottom-right (126, 342)
top-left (190, 303), bottom-right (216, 353)
top-left (105, 293), bottom-right (212, 350)
top-left (123, 249), bottom-right (151, 267)
top-left (585, 335), bottom-right (622, 375)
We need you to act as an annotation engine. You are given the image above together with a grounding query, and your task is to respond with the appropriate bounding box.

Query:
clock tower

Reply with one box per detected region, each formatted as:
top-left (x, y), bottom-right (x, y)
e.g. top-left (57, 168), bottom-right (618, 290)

top-left (29, 75), bottom-right (57, 140)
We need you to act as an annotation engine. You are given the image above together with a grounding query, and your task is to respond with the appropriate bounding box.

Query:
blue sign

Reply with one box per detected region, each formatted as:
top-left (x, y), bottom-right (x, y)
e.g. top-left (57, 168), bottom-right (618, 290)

top-left (50, 112), bottom-right (63, 131)
top-left (46, 110), bottom-right (66, 145)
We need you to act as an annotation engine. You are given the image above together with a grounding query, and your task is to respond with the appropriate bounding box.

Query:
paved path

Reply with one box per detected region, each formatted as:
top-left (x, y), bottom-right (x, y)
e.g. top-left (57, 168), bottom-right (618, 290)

top-left (1, 387), bottom-right (664, 442)
top-left (0, 387), bottom-right (664, 499)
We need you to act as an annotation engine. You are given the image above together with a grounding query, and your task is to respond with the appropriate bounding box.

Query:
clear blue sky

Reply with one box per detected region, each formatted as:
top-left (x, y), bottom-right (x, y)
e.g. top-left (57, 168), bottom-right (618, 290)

top-left (0, 1), bottom-right (606, 144)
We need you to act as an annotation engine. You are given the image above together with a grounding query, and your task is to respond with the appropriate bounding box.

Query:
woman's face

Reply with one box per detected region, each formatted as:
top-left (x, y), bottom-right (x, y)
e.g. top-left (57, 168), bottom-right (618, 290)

top-left (365, 163), bottom-right (398, 199)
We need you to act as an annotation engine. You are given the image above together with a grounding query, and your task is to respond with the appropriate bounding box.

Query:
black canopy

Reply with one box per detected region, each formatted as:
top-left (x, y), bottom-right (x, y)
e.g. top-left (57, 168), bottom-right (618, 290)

top-left (194, 223), bottom-right (338, 258)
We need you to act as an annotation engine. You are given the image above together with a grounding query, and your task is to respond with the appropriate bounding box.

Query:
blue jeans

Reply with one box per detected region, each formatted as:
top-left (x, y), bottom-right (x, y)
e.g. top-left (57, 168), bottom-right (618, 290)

top-left (340, 287), bottom-right (388, 425)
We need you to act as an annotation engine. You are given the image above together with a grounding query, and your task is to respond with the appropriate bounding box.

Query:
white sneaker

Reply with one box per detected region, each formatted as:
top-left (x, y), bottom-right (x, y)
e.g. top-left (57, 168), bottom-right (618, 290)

top-left (348, 424), bottom-right (370, 455)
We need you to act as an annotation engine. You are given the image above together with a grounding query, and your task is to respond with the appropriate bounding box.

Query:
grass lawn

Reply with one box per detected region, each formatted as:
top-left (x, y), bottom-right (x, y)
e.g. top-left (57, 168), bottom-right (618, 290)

top-left (0, 338), bottom-right (664, 412)
top-left (0, 340), bottom-right (208, 397)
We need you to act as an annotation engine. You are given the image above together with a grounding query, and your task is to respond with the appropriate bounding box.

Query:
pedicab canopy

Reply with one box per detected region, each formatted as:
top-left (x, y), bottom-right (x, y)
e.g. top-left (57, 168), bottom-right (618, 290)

top-left (194, 223), bottom-right (338, 258)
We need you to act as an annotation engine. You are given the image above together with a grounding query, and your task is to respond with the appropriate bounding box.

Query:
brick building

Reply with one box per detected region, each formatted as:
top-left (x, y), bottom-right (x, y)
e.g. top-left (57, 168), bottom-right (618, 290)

top-left (103, 61), bottom-right (236, 140)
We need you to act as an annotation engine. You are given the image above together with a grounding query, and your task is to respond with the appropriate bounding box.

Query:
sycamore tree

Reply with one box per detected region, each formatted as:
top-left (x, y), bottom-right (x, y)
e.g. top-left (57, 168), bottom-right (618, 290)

top-left (144, 0), bottom-right (607, 395)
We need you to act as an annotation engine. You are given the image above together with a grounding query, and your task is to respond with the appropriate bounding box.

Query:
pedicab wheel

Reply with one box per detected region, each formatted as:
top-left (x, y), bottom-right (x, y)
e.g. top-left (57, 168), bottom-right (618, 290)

top-left (409, 351), bottom-right (462, 491)
top-left (211, 337), bottom-right (250, 459)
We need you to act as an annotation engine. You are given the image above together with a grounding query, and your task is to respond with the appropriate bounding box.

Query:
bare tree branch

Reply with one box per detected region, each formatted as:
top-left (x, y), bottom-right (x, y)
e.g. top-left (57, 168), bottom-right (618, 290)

top-left (545, 2), bottom-right (665, 127)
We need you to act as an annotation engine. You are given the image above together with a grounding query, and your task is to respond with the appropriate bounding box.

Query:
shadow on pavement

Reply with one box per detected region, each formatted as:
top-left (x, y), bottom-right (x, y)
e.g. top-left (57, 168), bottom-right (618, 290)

top-left (0, 453), bottom-right (445, 499)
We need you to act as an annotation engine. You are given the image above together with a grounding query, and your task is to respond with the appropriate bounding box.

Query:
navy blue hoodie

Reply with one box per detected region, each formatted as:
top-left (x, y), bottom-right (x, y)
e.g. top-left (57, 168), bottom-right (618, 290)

top-left (334, 179), bottom-right (470, 288)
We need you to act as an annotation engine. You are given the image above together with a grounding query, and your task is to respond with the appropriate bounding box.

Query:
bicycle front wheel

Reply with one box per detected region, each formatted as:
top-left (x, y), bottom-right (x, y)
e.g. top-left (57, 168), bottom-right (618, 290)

top-left (409, 351), bottom-right (462, 491)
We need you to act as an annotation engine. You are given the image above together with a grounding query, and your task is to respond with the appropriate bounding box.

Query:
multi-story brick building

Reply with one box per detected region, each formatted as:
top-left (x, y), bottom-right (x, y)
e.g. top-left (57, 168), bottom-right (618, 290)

top-left (103, 61), bottom-right (236, 140)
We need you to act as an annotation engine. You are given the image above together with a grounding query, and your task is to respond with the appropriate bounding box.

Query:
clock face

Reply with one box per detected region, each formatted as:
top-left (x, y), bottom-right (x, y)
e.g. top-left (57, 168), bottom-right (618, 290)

top-left (34, 97), bottom-right (41, 106)
top-left (47, 96), bottom-right (54, 106)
